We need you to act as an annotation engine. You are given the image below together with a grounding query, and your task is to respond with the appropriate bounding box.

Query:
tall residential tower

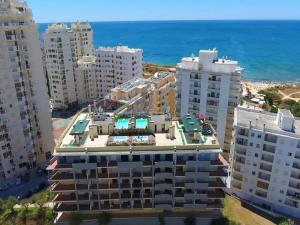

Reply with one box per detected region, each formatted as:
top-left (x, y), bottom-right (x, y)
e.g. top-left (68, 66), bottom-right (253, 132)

top-left (0, 0), bottom-right (54, 180)
top-left (176, 49), bottom-right (243, 159)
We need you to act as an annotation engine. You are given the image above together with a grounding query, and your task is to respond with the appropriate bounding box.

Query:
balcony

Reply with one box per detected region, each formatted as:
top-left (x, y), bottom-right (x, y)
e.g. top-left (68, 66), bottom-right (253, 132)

top-left (208, 190), bottom-right (225, 198)
top-left (121, 193), bottom-right (131, 199)
top-left (120, 183), bottom-right (130, 189)
top-left (132, 172), bottom-right (142, 177)
top-left (143, 182), bottom-right (152, 188)
top-left (54, 203), bottom-right (77, 212)
top-left (143, 171), bottom-right (152, 177)
top-left (175, 182), bottom-right (185, 187)
top-left (99, 183), bottom-right (109, 189)
top-left (176, 159), bottom-right (186, 165)
top-left (209, 168), bottom-right (228, 177)
top-left (110, 193), bottom-right (119, 199)
top-left (52, 183), bottom-right (75, 192)
top-left (144, 202), bottom-right (153, 208)
top-left (76, 184), bottom-right (88, 190)
top-left (260, 163), bottom-right (272, 173)
top-left (143, 160), bottom-right (152, 166)
top-left (154, 183), bottom-right (173, 190)
top-left (98, 173), bottom-right (108, 178)
top-left (53, 193), bottom-right (76, 202)
top-left (144, 192), bottom-right (152, 198)
top-left (99, 194), bottom-right (109, 200)
top-left (175, 171), bottom-right (185, 176)
top-left (132, 182), bottom-right (142, 188)
top-left (261, 154), bottom-right (274, 164)
top-left (154, 172), bottom-right (173, 179)
top-left (262, 144), bottom-right (275, 155)
top-left (293, 163), bottom-right (300, 170)
top-left (78, 194), bottom-right (90, 201)
top-left (120, 172), bottom-right (130, 177)
top-left (208, 179), bottom-right (226, 188)
top-left (264, 134), bottom-right (277, 144)
top-left (50, 172), bottom-right (73, 181)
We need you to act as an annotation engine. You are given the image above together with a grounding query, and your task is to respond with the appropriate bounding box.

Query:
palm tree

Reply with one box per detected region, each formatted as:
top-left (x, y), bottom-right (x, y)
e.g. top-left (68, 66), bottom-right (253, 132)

top-left (96, 212), bottom-right (112, 225)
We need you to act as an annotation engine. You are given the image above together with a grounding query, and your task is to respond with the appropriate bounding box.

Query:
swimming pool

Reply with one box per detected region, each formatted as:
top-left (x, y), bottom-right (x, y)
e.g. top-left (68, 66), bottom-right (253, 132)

top-left (135, 118), bottom-right (148, 129)
top-left (115, 118), bottom-right (129, 129)
top-left (113, 136), bottom-right (129, 143)
top-left (134, 135), bottom-right (149, 142)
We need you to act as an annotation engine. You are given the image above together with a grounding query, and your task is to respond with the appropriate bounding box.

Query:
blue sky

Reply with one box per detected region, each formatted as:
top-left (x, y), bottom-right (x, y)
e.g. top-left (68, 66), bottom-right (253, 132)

top-left (27, 0), bottom-right (300, 23)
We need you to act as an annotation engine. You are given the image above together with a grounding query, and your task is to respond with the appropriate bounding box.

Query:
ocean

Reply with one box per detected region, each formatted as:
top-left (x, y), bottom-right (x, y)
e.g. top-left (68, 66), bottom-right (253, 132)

top-left (39, 20), bottom-right (300, 82)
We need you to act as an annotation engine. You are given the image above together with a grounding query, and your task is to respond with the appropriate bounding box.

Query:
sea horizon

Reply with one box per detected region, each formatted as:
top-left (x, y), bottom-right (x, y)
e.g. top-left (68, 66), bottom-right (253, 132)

top-left (39, 20), bottom-right (300, 82)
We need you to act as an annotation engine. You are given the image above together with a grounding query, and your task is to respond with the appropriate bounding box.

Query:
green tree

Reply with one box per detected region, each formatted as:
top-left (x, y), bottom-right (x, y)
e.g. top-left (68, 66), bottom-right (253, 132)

top-left (184, 215), bottom-right (196, 225)
top-left (158, 214), bottom-right (165, 225)
top-left (17, 201), bottom-right (31, 225)
top-left (5, 197), bottom-right (17, 215)
top-left (96, 212), bottom-right (112, 225)
top-left (0, 198), bottom-right (4, 212)
top-left (277, 218), bottom-right (294, 225)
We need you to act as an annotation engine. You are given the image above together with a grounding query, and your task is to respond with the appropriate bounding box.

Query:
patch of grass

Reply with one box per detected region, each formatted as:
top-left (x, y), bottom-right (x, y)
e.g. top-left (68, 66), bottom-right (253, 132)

top-left (223, 195), bottom-right (275, 225)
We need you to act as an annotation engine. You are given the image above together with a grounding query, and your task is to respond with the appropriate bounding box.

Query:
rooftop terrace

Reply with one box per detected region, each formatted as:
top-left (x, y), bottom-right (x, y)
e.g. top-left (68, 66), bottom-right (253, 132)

top-left (57, 112), bottom-right (219, 153)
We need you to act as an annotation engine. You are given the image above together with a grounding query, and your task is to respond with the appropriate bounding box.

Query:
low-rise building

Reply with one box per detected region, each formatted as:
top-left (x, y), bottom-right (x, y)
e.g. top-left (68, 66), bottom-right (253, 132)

top-left (48, 109), bottom-right (228, 217)
top-left (105, 72), bottom-right (176, 117)
top-left (231, 107), bottom-right (300, 218)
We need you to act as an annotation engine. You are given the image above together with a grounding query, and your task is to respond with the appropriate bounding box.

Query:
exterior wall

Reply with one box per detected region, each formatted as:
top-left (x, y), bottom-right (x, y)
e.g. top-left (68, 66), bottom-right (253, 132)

top-left (176, 50), bottom-right (242, 159)
top-left (231, 108), bottom-right (300, 218)
top-left (95, 46), bottom-right (143, 99)
top-left (49, 150), bottom-right (227, 214)
top-left (44, 22), bottom-right (94, 110)
top-left (0, 0), bottom-right (54, 180)
top-left (75, 56), bottom-right (98, 105)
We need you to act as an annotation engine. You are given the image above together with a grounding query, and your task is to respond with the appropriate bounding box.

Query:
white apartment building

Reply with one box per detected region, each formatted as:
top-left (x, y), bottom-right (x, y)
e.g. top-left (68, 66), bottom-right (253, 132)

top-left (176, 49), bottom-right (243, 158)
top-left (44, 22), bottom-right (94, 109)
top-left (95, 46), bottom-right (143, 99)
top-left (48, 109), bottom-right (228, 218)
top-left (231, 107), bottom-right (300, 218)
top-left (0, 0), bottom-right (54, 180)
top-left (75, 56), bottom-right (98, 105)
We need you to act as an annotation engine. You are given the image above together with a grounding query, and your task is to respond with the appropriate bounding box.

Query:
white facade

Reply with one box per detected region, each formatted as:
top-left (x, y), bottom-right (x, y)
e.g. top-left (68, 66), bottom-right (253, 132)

top-left (231, 107), bottom-right (300, 218)
top-left (44, 22), bottom-right (94, 109)
top-left (176, 49), bottom-right (243, 158)
top-left (95, 46), bottom-right (143, 98)
top-left (75, 56), bottom-right (98, 105)
top-left (0, 0), bottom-right (54, 180)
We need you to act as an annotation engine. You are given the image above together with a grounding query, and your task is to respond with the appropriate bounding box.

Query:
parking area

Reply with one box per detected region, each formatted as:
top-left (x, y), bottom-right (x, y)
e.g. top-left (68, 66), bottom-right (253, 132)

top-left (0, 168), bottom-right (49, 199)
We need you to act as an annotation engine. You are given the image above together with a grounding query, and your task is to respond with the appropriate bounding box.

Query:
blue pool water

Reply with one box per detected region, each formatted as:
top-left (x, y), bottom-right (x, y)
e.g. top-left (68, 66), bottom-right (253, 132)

top-left (113, 136), bottom-right (129, 143)
top-left (39, 20), bottom-right (300, 81)
top-left (115, 118), bottom-right (129, 129)
top-left (135, 118), bottom-right (148, 129)
top-left (134, 136), bottom-right (149, 142)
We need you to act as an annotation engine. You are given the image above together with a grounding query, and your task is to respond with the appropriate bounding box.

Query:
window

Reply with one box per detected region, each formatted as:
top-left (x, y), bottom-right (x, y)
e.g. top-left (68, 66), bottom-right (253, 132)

top-left (249, 189), bottom-right (253, 193)
top-left (252, 171), bottom-right (256, 175)
top-left (251, 133), bottom-right (255, 137)
top-left (280, 190), bottom-right (284, 194)
top-left (256, 144), bottom-right (260, 148)
top-left (249, 142), bottom-right (253, 147)
top-left (254, 153), bottom-right (258, 157)
top-left (257, 134), bottom-right (262, 139)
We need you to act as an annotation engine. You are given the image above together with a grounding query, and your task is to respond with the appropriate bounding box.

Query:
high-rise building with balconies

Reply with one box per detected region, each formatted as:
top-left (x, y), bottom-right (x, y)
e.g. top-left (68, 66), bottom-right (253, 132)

top-left (0, 0), bottom-right (54, 180)
top-left (48, 109), bottom-right (228, 218)
top-left (176, 49), bottom-right (243, 159)
top-left (44, 22), bottom-right (94, 109)
top-left (231, 107), bottom-right (300, 218)
top-left (95, 46), bottom-right (143, 99)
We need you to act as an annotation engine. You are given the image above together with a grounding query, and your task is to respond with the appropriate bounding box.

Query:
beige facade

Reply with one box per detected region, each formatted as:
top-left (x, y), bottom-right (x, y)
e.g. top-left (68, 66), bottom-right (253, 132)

top-left (48, 110), bottom-right (228, 216)
top-left (0, 0), bottom-right (54, 180)
top-left (107, 72), bottom-right (176, 117)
